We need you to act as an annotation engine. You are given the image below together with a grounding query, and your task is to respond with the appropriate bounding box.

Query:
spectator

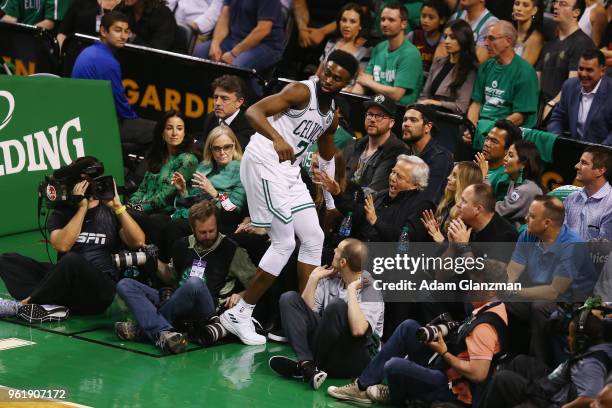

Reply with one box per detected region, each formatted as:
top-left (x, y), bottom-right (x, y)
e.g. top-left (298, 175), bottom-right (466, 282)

top-left (474, 120), bottom-right (522, 201)
top-left (579, 0), bottom-right (608, 47)
top-left (169, 125), bottom-right (246, 242)
top-left (115, 200), bottom-right (256, 354)
top-left (507, 195), bottom-right (597, 364)
top-left (407, 0), bottom-right (451, 76)
top-left (592, 385), bottom-right (612, 408)
top-left (441, 0), bottom-right (499, 63)
top-left (512, 0), bottom-right (544, 65)
top-left (1, 0), bottom-right (57, 29)
top-left (495, 140), bottom-right (544, 228)
top-left (314, 3), bottom-right (369, 79)
top-left (57, 0), bottom-right (123, 47)
top-left (293, 0), bottom-right (358, 50)
top-left (0, 157), bottom-right (145, 317)
top-left (128, 110), bottom-right (198, 215)
top-left (564, 146), bottom-right (612, 241)
top-left (418, 19), bottom-right (478, 115)
top-left (328, 266), bottom-right (508, 407)
top-left (167, 0), bottom-right (223, 36)
top-left (401, 104), bottom-right (454, 203)
top-left (464, 20), bottom-right (539, 147)
top-left (538, 0), bottom-right (595, 119)
top-left (349, 3), bottom-right (424, 105)
top-left (268, 239), bottom-right (384, 389)
top-left (193, 0), bottom-right (285, 72)
top-left (331, 155), bottom-right (435, 243)
top-left (421, 161), bottom-right (483, 242)
top-left (120, 0), bottom-right (178, 51)
top-left (341, 95), bottom-right (408, 196)
top-left (547, 48), bottom-right (612, 145)
top-left (483, 312), bottom-right (611, 408)
top-left (197, 75), bottom-right (254, 151)
top-left (71, 11), bottom-right (156, 155)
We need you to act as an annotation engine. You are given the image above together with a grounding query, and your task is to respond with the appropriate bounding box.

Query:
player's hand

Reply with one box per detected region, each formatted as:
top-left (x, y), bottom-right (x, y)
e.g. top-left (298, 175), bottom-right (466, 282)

top-left (473, 152), bottom-right (489, 178)
top-left (171, 171), bottom-right (187, 194)
top-left (312, 169), bottom-right (340, 195)
top-left (273, 138), bottom-right (295, 163)
top-left (72, 180), bottom-right (89, 208)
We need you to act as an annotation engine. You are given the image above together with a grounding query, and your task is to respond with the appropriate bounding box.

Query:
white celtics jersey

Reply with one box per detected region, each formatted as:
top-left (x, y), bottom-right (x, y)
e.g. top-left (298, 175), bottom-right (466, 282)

top-left (247, 79), bottom-right (335, 167)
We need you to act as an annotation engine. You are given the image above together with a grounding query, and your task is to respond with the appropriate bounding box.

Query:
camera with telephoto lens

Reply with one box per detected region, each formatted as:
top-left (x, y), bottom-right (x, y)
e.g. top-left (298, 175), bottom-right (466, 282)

top-left (38, 156), bottom-right (115, 208)
top-left (112, 244), bottom-right (158, 270)
top-left (417, 312), bottom-right (461, 343)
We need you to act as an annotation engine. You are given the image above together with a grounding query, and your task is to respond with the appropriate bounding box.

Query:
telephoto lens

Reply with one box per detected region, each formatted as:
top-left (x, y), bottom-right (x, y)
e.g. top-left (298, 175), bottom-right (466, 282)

top-left (416, 321), bottom-right (461, 343)
top-left (113, 251), bottom-right (148, 269)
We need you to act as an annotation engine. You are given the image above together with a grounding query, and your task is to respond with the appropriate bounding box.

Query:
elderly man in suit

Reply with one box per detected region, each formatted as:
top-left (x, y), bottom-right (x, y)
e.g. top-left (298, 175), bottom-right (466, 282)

top-left (548, 48), bottom-right (612, 146)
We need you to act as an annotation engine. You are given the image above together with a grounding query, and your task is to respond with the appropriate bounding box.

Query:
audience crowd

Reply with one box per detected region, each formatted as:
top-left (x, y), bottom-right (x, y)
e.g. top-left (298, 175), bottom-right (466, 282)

top-left (2, 0), bottom-right (612, 407)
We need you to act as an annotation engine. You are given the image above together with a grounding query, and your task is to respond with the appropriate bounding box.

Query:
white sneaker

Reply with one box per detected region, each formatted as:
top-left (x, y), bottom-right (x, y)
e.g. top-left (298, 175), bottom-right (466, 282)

top-left (366, 384), bottom-right (391, 404)
top-left (220, 307), bottom-right (266, 345)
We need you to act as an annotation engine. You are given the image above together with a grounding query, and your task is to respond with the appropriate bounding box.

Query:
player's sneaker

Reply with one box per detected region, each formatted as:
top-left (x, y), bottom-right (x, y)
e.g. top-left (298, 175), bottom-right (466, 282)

top-left (17, 304), bottom-right (69, 323)
top-left (220, 307), bottom-right (266, 345)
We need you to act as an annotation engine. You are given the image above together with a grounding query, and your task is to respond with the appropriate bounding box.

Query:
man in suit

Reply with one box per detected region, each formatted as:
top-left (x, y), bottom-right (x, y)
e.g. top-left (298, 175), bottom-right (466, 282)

top-left (196, 75), bottom-right (254, 151)
top-left (548, 48), bottom-right (612, 146)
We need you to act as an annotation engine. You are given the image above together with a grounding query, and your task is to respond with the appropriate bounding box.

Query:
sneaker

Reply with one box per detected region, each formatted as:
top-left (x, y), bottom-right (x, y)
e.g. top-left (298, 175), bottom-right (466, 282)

top-left (366, 384), bottom-right (391, 404)
top-left (114, 321), bottom-right (145, 341)
top-left (300, 361), bottom-right (327, 390)
top-left (155, 330), bottom-right (188, 354)
top-left (0, 298), bottom-right (19, 317)
top-left (269, 356), bottom-right (302, 379)
top-left (17, 304), bottom-right (69, 323)
top-left (267, 327), bottom-right (288, 343)
top-left (220, 307), bottom-right (266, 345)
top-left (327, 381), bottom-right (372, 404)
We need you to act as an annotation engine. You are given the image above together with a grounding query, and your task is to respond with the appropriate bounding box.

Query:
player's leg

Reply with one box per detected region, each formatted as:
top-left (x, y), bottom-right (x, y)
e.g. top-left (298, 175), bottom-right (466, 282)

top-left (293, 206), bottom-right (324, 292)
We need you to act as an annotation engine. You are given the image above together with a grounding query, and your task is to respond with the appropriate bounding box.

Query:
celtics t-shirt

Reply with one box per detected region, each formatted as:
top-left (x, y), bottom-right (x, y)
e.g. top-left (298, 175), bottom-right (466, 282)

top-left (1, 0), bottom-right (59, 23)
top-left (366, 39), bottom-right (424, 105)
top-left (488, 165), bottom-right (511, 201)
top-left (472, 54), bottom-right (539, 128)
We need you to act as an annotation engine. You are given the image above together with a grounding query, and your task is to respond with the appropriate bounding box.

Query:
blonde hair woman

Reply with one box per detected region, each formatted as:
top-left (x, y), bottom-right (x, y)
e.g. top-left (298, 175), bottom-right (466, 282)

top-left (421, 161), bottom-right (482, 242)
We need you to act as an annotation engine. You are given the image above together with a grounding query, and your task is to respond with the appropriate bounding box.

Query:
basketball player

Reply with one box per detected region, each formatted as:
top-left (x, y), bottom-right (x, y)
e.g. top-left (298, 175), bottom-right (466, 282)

top-left (220, 50), bottom-right (359, 345)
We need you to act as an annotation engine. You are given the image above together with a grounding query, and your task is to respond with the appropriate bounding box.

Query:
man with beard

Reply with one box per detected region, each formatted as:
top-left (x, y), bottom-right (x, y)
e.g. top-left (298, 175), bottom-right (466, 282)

top-left (219, 50), bottom-right (359, 346)
top-left (268, 238), bottom-right (384, 391)
top-left (114, 201), bottom-right (256, 354)
top-left (401, 104), bottom-right (453, 203)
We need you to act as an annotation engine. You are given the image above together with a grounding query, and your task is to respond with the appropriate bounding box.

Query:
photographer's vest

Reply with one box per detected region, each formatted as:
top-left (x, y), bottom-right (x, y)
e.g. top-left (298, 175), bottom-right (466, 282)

top-left (433, 302), bottom-right (508, 407)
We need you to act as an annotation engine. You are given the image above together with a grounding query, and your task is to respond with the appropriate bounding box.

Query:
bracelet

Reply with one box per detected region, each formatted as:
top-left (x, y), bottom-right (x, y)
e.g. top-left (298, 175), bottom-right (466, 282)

top-left (114, 205), bottom-right (127, 216)
top-left (546, 101), bottom-right (556, 108)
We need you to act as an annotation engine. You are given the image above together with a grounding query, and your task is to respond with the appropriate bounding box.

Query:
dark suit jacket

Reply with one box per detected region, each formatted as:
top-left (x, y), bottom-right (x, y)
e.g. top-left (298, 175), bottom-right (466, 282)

top-left (548, 76), bottom-right (612, 146)
top-left (195, 108), bottom-right (255, 152)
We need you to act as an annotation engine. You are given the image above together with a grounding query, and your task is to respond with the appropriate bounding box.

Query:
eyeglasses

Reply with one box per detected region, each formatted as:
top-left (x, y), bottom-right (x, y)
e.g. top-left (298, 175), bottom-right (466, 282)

top-left (365, 112), bottom-right (389, 121)
top-left (211, 144), bottom-right (234, 153)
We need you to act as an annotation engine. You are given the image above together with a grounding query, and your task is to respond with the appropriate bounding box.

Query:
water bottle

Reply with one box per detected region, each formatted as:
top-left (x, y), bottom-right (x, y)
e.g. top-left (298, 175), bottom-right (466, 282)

top-left (398, 226), bottom-right (410, 253)
top-left (339, 211), bottom-right (353, 237)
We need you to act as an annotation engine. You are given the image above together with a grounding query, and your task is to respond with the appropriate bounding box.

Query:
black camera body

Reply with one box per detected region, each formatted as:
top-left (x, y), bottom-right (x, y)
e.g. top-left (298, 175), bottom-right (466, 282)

top-left (38, 157), bottom-right (115, 208)
top-left (417, 312), bottom-right (461, 343)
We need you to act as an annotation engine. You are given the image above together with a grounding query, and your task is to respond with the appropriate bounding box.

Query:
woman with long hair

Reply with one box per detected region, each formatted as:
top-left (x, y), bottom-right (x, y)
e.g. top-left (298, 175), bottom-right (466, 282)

top-left (315, 3), bottom-right (370, 78)
top-left (418, 19), bottom-right (478, 114)
top-left (421, 161), bottom-right (483, 242)
top-left (496, 140), bottom-right (544, 227)
top-left (512, 0), bottom-right (544, 65)
top-left (128, 110), bottom-right (198, 214)
top-left (170, 125), bottom-right (246, 234)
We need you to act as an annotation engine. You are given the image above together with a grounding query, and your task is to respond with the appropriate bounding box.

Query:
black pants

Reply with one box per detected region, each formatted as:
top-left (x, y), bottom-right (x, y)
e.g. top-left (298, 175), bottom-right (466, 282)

top-left (279, 290), bottom-right (373, 378)
top-left (0, 252), bottom-right (116, 315)
top-left (482, 355), bottom-right (551, 408)
top-left (506, 302), bottom-right (559, 366)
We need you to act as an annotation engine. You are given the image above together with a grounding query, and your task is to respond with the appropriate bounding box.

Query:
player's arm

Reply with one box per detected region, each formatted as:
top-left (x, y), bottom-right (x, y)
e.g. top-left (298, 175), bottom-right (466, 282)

top-left (245, 82), bottom-right (311, 162)
top-left (317, 112), bottom-right (339, 161)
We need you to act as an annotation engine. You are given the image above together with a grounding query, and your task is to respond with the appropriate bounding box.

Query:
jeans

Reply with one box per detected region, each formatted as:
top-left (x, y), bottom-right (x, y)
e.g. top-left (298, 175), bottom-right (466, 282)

top-left (116, 277), bottom-right (215, 342)
top-left (280, 291), bottom-right (373, 378)
top-left (193, 37), bottom-right (282, 71)
top-left (358, 319), bottom-right (455, 406)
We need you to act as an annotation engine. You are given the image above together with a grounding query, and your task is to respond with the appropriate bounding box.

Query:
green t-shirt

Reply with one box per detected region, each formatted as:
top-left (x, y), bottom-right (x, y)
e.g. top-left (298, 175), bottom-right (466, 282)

top-left (488, 165), bottom-right (511, 201)
top-left (366, 38), bottom-right (424, 105)
top-left (471, 54), bottom-right (539, 128)
top-left (1, 0), bottom-right (58, 24)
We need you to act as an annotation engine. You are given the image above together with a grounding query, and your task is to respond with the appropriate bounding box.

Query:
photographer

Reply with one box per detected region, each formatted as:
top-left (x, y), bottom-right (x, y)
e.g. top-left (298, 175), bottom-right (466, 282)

top-left (483, 310), bottom-right (611, 408)
top-left (114, 200), bottom-right (257, 354)
top-left (328, 261), bottom-right (508, 407)
top-left (0, 157), bottom-right (145, 319)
